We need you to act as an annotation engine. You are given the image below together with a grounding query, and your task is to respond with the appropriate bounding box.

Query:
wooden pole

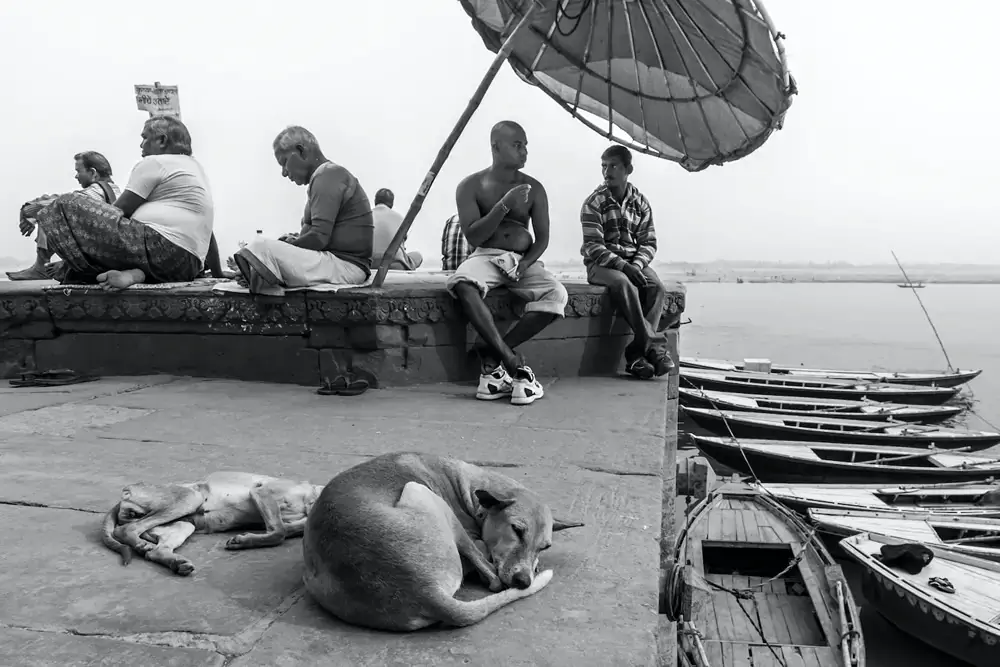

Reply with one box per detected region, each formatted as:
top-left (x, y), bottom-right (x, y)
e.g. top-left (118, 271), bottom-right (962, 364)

top-left (372, 1), bottom-right (541, 287)
top-left (873, 445), bottom-right (972, 466)
top-left (891, 249), bottom-right (954, 372)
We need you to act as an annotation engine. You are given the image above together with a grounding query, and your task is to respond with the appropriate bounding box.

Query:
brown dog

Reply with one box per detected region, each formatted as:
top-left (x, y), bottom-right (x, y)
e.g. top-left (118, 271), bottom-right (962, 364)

top-left (302, 452), bottom-right (584, 631)
top-left (102, 472), bottom-right (324, 576)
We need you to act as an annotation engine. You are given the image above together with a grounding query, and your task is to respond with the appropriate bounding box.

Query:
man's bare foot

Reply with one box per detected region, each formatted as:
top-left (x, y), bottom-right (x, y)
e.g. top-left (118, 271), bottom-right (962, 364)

top-left (5, 265), bottom-right (54, 281)
top-left (97, 268), bottom-right (146, 291)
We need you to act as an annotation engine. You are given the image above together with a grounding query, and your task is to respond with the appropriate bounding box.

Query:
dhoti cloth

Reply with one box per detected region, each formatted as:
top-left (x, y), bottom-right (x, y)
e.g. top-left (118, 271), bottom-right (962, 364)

top-left (241, 237), bottom-right (368, 288)
top-left (36, 193), bottom-right (202, 285)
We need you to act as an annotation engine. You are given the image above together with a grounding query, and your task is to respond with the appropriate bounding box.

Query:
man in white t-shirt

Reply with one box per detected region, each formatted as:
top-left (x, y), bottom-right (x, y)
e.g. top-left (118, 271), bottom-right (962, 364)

top-left (7, 151), bottom-right (122, 280)
top-left (371, 188), bottom-right (423, 271)
top-left (36, 115), bottom-right (218, 288)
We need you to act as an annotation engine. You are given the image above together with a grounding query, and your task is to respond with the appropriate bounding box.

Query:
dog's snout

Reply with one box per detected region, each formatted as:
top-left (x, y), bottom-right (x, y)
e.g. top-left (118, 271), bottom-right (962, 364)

top-left (511, 570), bottom-right (532, 589)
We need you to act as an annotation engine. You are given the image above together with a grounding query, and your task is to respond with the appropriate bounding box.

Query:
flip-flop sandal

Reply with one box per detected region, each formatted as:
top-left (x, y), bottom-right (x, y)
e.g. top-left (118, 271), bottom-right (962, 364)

top-left (9, 369), bottom-right (99, 388)
top-left (626, 358), bottom-right (655, 380)
top-left (928, 577), bottom-right (955, 594)
top-left (317, 375), bottom-right (370, 396)
top-left (646, 351), bottom-right (675, 377)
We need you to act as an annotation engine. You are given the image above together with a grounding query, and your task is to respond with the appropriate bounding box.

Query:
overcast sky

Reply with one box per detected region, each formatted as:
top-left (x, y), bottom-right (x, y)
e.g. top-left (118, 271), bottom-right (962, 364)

top-left (1, 1), bottom-right (995, 266)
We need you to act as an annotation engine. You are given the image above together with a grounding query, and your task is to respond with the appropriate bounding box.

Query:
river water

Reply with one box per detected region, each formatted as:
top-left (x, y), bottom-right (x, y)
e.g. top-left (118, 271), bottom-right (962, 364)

top-left (678, 282), bottom-right (998, 667)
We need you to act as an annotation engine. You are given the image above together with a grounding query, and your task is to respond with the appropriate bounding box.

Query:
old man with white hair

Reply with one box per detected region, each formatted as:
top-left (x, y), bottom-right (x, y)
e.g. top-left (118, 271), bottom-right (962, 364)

top-left (234, 126), bottom-right (374, 293)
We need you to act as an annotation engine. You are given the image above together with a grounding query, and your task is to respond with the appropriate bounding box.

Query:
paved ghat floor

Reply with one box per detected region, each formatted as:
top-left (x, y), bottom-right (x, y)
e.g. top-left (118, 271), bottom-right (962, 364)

top-left (0, 375), bottom-right (669, 667)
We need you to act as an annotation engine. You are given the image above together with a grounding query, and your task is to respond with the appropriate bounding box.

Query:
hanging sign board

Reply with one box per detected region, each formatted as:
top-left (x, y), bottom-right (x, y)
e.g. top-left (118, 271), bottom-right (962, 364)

top-left (134, 83), bottom-right (181, 118)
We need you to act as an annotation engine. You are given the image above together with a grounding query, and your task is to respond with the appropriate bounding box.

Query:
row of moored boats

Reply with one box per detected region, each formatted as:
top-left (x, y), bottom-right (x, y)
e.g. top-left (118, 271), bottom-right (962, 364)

top-left (670, 357), bottom-right (998, 667)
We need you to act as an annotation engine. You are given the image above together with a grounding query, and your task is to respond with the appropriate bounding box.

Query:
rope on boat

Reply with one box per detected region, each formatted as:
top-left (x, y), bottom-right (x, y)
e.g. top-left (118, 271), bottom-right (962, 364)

top-left (891, 250), bottom-right (954, 372)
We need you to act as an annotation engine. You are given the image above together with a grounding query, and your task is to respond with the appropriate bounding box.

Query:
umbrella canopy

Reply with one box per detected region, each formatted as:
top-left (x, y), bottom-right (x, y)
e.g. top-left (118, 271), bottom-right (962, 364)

top-left (459, 0), bottom-right (796, 171)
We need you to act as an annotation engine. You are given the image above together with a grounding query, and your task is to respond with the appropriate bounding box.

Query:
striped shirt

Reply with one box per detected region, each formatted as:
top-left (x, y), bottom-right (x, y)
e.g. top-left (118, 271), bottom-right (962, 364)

top-left (580, 183), bottom-right (657, 270)
top-left (80, 181), bottom-right (122, 204)
top-left (441, 214), bottom-right (472, 271)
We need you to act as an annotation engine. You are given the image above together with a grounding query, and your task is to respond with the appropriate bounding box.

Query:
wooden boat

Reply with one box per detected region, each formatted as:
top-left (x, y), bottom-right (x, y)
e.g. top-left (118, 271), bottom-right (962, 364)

top-left (667, 482), bottom-right (865, 667)
top-left (680, 358), bottom-right (981, 388)
top-left (678, 387), bottom-right (964, 423)
top-left (841, 532), bottom-right (1000, 667)
top-left (756, 481), bottom-right (1000, 518)
top-left (897, 282), bottom-right (926, 289)
top-left (680, 369), bottom-right (961, 405)
top-left (809, 508), bottom-right (1000, 562)
top-left (690, 436), bottom-right (1000, 485)
top-left (681, 407), bottom-right (1000, 450)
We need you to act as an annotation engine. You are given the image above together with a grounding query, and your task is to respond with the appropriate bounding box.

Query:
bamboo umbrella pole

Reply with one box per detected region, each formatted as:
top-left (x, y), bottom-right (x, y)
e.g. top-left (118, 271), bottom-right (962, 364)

top-left (372, 1), bottom-right (542, 288)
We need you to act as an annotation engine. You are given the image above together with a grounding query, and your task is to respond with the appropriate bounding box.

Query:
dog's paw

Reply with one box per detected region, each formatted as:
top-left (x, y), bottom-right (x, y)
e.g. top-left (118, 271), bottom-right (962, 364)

top-left (529, 569), bottom-right (554, 592)
top-left (483, 571), bottom-right (504, 592)
top-left (133, 540), bottom-right (155, 556)
top-left (225, 534), bottom-right (249, 550)
top-left (173, 560), bottom-right (195, 577)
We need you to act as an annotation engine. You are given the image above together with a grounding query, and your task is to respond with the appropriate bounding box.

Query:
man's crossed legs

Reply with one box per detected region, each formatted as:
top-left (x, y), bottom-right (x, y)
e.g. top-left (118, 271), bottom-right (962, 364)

top-left (587, 264), bottom-right (673, 380)
top-left (446, 249), bottom-right (568, 405)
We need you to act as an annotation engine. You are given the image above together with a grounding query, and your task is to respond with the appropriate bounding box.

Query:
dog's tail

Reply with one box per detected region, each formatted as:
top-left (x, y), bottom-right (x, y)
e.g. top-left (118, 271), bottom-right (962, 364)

top-left (428, 569), bottom-right (554, 627)
top-left (101, 502), bottom-right (133, 566)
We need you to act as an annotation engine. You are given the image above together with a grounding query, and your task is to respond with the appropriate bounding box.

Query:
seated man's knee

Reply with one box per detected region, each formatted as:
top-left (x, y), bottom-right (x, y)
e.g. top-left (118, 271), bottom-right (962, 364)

top-left (450, 279), bottom-right (485, 302)
top-left (527, 279), bottom-right (568, 317)
top-left (600, 271), bottom-right (633, 296)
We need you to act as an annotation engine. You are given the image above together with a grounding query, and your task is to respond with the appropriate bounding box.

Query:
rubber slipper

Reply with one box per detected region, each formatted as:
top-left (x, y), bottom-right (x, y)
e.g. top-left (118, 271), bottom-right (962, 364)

top-left (9, 369), bottom-right (99, 387)
top-left (317, 376), bottom-right (369, 396)
top-left (626, 358), bottom-right (655, 380)
top-left (928, 577), bottom-right (955, 594)
top-left (646, 350), bottom-right (675, 377)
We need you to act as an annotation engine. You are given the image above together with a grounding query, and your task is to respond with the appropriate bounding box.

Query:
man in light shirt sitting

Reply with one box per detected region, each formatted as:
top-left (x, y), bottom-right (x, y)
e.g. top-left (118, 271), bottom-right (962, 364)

top-left (7, 151), bottom-right (122, 281)
top-left (371, 188), bottom-right (423, 271)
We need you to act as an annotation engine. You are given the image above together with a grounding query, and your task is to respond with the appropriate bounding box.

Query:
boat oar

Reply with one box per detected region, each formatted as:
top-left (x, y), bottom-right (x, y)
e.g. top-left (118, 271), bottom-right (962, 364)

top-left (890, 477), bottom-right (997, 492)
top-left (835, 581), bottom-right (859, 666)
top-left (873, 446), bottom-right (974, 466)
top-left (942, 532), bottom-right (1000, 545)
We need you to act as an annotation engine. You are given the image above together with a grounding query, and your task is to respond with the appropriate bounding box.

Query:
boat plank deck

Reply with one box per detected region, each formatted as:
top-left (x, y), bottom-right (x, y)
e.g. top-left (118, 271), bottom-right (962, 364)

top-left (690, 497), bottom-right (834, 651)
top-left (851, 536), bottom-right (1000, 625)
top-left (701, 643), bottom-right (842, 667)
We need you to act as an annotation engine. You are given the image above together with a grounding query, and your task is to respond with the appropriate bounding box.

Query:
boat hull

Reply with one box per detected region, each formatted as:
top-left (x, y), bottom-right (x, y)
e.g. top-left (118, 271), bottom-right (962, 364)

top-left (680, 358), bottom-right (982, 388)
top-left (680, 372), bottom-right (960, 404)
top-left (671, 483), bottom-right (865, 667)
top-left (682, 407), bottom-right (999, 450)
top-left (860, 566), bottom-right (997, 667)
top-left (678, 388), bottom-right (963, 423)
top-left (691, 437), bottom-right (1000, 485)
top-left (757, 483), bottom-right (1000, 518)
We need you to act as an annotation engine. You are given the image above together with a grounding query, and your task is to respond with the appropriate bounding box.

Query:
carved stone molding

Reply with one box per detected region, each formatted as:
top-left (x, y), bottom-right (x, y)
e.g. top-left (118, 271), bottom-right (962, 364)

top-left (0, 281), bottom-right (686, 331)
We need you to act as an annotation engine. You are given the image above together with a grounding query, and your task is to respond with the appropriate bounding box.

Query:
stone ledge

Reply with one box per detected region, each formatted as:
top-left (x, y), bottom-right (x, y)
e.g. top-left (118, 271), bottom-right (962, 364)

top-left (1, 274), bottom-right (686, 385)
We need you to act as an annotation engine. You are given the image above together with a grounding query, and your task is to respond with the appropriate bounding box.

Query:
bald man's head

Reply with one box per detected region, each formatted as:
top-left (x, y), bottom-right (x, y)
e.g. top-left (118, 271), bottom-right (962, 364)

top-left (490, 121), bottom-right (528, 169)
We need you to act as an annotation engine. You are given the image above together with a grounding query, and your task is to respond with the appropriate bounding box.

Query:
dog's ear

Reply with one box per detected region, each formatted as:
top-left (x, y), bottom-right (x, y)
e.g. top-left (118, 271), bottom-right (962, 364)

top-left (121, 487), bottom-right (132, 499)
top-left (552, 517), bottom-right (585, 532)
top-left (475, 489), bottom-right (515, 512)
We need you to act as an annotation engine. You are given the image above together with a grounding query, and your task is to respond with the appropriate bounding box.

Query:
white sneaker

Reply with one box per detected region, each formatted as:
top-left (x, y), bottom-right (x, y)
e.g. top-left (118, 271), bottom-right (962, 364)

top-left (476, 366), bottom-right (514, 401)
top-left (511, 366), bottom-right (544, 406)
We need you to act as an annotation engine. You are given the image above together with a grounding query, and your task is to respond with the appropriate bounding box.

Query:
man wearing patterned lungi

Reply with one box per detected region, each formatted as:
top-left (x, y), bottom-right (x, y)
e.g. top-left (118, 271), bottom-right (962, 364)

top-left (35, 115), bottom-right (216, 289)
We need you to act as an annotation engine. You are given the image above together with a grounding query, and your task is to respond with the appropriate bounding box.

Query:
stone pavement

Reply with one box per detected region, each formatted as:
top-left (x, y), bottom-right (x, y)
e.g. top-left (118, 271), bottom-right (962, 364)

top-left (0, 374), bottom-right (670, 666)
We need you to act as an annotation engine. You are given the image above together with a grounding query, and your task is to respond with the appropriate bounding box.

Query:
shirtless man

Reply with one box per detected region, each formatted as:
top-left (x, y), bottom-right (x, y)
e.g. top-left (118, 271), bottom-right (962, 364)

top-left (445, 121), bottom-right (568, 406)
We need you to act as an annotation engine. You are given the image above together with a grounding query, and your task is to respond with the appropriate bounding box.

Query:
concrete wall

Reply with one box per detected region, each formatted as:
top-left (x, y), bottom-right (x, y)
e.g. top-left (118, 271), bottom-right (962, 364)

top-left (1, 278), bottom-right (686, 387)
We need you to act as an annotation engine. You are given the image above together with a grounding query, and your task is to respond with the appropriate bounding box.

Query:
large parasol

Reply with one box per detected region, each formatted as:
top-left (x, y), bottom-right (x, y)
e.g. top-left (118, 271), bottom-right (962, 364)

top-left (373, 0), bottom-right (795, 286)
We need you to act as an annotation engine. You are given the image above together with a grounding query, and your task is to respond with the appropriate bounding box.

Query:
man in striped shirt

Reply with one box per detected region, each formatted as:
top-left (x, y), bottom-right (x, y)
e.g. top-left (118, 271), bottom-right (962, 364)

top-left (440, 213), bottom-right (472, 271)
top-left (580, 145), bottom-right (673, 380)
top-left (8, 151), bottom-right (122, 281)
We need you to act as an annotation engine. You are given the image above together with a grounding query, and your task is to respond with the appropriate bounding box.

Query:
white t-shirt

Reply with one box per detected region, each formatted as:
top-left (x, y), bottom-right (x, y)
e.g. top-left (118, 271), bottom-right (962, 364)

top-left (125, 154), bottom-right (214, 259)
top-left (371, 203), bottom-right (405, 263)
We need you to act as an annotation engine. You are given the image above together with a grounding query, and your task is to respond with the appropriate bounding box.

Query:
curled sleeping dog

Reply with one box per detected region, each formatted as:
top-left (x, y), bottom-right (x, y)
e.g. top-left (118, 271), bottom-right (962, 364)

top-left (102, 472), bottom-right (324, 575)
top-left (303, 451), bottom-right (584, 631)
